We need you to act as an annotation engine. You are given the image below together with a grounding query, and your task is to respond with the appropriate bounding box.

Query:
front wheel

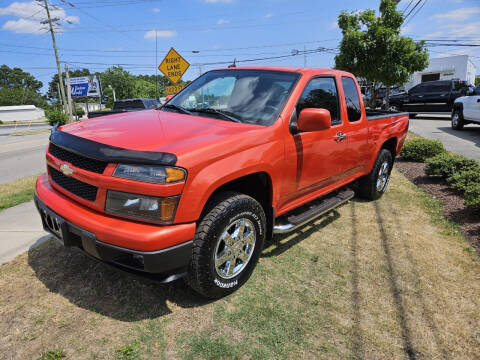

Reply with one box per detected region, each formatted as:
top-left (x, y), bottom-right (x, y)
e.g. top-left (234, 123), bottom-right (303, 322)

top-left (356, 149), bottom-right (393, 200)
top-left (186, 192), bottom-right (266, 299)
top-left (451, 108), bottom-right (464, 130)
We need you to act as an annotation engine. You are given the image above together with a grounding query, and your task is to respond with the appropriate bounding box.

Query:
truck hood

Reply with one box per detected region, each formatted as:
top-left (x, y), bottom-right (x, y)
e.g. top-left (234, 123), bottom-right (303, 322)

top-left (59, 109), bottom-right (267, 164)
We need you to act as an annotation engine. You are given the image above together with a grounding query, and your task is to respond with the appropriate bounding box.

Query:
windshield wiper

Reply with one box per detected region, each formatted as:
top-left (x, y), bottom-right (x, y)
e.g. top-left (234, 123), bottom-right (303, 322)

top-left (161, 104), bottom-right (192, 115)
top-left (188, 108), bottom-right (242, 123)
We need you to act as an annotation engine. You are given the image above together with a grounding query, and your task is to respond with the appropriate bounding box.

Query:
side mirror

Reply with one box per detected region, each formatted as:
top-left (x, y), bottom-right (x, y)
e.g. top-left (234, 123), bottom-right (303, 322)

top-left (165, 95), bottom-right (174, 102)
top-left (297, 108), bottom-right (331, 132)
top-left (467, 88), bottom-right (474, 96)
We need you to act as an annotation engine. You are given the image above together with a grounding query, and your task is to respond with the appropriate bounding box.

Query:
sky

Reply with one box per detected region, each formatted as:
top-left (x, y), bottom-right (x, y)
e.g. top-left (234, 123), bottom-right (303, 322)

top-left (0, 0), bottom-right (479, 94)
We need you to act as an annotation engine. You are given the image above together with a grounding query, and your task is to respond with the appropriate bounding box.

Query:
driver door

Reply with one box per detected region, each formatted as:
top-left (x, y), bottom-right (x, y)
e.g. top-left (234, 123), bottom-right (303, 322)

top-left (282, 76), bottom-right (349, 204)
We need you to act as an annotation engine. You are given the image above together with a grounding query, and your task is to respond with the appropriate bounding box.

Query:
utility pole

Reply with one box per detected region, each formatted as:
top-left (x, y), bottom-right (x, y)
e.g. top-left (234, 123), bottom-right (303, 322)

top-left (42, 0), bottom-right (67, 113)
top-left (155, 29), bottom-right (159, 99)
top-left (65, 63), bottom-right (74, 123)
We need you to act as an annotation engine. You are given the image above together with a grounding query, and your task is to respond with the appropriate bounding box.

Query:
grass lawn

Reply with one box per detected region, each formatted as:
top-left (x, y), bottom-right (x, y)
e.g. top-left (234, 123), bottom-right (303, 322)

top-left (0, 169), bottom-right (479, 359)
top-left (0, 174), bottom-right (40, 211)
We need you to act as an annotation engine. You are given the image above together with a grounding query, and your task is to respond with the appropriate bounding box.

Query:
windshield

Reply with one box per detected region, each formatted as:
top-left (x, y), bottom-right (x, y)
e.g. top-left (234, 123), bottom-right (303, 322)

top-left (163, 69), bottom-right (300, 126)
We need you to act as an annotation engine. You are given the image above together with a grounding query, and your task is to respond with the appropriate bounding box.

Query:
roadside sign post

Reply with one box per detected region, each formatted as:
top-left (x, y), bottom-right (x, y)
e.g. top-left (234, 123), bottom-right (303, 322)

top-left (64, 64), bottom-right (74, 123)
top-left (158, 47), bottom-right (190, 95)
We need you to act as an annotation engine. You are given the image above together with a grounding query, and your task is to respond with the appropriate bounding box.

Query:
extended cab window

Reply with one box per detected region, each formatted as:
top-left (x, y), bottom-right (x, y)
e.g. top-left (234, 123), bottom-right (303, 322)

top-left (341, 77), bottom-right (362, 122)
top-left (296, 77), bottom-right (340, 125)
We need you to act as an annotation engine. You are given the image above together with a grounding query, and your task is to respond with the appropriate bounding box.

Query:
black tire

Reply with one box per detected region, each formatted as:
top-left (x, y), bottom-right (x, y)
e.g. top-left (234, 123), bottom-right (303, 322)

top-left (451, 107), bottom-right (464, 130)
top-left (356, 149), bottom-right (393, 200)
top-left (186, 191), bottom-right (266, 299)
top-left (408, 113), bottom-right (417, 119)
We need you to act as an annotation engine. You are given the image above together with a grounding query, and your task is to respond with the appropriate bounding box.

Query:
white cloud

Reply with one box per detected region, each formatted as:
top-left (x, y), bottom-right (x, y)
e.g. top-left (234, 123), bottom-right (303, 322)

top-left (152, 8), bottom-right (160, 13)
top-left (440, 21), bottom-right (480, 38)
top-left (431, 7), bottom-right (480, 22)
top-left (264, 13), bottom-right (273, 18)
top-left (421, 31), bottom-right (444, 39)
top-left (144, 29), bottom-right (177, 39)
top-left (217, 18), bottom-right (229, 25)
top-left (400, 23), bottom-right (413, 35)
top-left (2, 18), bottom-right (44, 34)
top-left (329, 21), bottom-right (338, 30)
top-left (0, 1), bottom-right (78, 35)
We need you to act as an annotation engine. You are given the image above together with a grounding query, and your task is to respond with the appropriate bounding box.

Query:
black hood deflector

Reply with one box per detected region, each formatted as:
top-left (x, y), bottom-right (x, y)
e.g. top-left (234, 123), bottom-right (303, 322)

top-left (49, 124), bottom-right (177, 166)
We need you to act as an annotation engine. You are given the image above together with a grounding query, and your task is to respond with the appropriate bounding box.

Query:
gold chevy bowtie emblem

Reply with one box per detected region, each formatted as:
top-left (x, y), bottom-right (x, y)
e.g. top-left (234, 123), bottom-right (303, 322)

top-left (60, 163), bottom-right (74, 176)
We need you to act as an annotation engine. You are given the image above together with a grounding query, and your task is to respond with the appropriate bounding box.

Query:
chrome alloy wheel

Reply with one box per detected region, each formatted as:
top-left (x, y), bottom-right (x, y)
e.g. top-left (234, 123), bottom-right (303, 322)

top-left (376, 161), bottom-right (390, 192)
top-left (452, 111), bottom-right (459, 127)
top-left (214, 218), bottom-right (256, 279)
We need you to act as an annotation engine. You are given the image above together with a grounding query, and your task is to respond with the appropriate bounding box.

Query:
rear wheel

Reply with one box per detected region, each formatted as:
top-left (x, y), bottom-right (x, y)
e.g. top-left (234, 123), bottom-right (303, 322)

top-left (357, 149), bottom-right (393, 200)
top-left (186, 192), bottom-right (266, 299)
top-left (451, 108), bottom-right (464, 130)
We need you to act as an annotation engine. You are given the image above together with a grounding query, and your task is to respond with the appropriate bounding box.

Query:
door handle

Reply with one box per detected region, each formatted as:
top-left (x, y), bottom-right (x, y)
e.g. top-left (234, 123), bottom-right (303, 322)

top-left (335, 132), bottom-right (346, 142)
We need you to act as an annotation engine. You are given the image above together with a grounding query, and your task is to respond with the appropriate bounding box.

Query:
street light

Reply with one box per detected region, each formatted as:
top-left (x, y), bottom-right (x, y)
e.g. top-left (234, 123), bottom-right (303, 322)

top-left (108, 85), bottom-right (116, 102)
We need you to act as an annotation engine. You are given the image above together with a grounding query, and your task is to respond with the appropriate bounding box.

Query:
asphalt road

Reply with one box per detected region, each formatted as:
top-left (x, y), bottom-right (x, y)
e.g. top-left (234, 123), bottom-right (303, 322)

top-left (0, 131), bottom-right (50, 184)
top-left (409, 114), bottom-right (480, 162)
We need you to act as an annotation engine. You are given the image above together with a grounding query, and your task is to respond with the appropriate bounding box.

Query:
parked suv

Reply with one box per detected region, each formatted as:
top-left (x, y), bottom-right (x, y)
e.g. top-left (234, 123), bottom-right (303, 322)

top-left (389, 79), bottom-right (469, 117)
top-left (451, 84), bottom-right (480, 130)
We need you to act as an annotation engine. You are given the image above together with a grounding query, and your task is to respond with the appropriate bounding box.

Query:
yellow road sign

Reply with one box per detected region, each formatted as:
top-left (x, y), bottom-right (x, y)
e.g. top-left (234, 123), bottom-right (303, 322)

top-left (165, 84), bottom-right (185, 94)
top-left (158, 47), bottom-right (190, 84)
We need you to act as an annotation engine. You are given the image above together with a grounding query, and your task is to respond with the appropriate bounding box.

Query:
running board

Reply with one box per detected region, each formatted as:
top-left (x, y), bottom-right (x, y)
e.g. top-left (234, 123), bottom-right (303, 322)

top-left (273, 190), bottom-right (355, 234)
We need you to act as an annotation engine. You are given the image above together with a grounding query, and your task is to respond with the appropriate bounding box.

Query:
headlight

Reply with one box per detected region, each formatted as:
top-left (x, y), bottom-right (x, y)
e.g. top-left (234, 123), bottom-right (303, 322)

top-left (113, 164), bottom-right (186, 184)
top-left (105, 190), bottom-right (179, 224)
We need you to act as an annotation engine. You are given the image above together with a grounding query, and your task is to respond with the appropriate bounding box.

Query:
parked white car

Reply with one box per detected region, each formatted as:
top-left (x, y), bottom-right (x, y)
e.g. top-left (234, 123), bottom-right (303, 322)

top-left (451, 85), bottom-right (480, 130)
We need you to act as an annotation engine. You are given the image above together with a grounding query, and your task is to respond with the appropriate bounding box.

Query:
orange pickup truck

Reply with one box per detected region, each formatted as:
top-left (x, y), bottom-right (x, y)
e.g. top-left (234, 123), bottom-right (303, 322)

top-left (35, 67), bottom-right (408, 298)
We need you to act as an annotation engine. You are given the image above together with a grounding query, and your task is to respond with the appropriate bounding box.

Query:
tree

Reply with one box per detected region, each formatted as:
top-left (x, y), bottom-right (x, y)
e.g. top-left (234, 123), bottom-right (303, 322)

top-left (335, 0), bottom-right (429, 108)
top-left (133, 79), bottom-right (158, 98)
top-left (99, 66), bottom-right (135, 100)
top-left (0, 65), bottom-right (47, 107)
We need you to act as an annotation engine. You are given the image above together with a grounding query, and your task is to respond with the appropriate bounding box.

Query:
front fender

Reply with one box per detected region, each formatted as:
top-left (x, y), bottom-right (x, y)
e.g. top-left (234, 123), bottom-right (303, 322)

top-left (173, 142), bottom-right (282, 223)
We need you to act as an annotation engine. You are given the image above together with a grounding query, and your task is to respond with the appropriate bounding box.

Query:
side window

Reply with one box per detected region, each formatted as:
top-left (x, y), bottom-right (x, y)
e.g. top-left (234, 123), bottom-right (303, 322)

top-left (475, 85), bottom-right (480, 95)
top-left (341, 77), bottom-right (362, 122)
top-left (409, 84), bottom-right (423, 95)
top-left (296, 77), bottom-right (340, 125)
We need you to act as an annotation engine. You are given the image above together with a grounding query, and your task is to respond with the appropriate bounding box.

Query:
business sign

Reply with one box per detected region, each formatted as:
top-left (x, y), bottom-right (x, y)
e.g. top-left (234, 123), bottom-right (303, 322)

top-left (69, 76), bottom-right (100, 98)
top-left (165, 84), bottom-right (185, 95)
top-left (158, 47), bottom-right (190, 84)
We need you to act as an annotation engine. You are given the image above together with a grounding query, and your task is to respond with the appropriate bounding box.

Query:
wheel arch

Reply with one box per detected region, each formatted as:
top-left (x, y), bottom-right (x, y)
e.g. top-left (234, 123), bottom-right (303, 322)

top-left (380, 137), bottom-right (398, 160)
top-left (202, 172), bottom-right (275, 240)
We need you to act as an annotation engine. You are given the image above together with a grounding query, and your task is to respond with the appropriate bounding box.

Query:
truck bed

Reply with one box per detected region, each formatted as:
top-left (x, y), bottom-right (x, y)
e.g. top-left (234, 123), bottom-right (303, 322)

top-left (366, 109), bottom-right (408, 121)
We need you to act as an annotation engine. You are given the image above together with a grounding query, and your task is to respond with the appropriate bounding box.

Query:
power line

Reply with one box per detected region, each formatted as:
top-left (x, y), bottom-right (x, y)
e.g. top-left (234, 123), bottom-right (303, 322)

top-left (403, 0), bottom-right (422, 23)
top-left (403, 0), bottom-right (428, 26)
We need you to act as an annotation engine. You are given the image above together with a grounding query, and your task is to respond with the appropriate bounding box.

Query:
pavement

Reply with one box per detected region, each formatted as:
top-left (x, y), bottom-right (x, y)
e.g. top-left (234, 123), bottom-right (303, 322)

top-left (0, 123), bottom-right (51, 136)
top-left (410, 114), bottom-right (480, 162)
top-left (0, 201), bottom-right (49, 265)
top-left (0, 131), bottom-right (50, 184)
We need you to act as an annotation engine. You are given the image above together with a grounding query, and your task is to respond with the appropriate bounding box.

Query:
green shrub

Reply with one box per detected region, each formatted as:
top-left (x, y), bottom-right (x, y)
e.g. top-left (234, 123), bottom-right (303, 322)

top-left (464, 184), bottom-right (480, 211)
top-left (425, 153), bottom-right (480, 179)
top-left (45, 109), bottom-right (68, 126)
top-left (448, 169), bottom-right (480, 191)
top-left (401, 138), bottom-right (446, 162)
top-left (74, 107), bottom-right (85, 118)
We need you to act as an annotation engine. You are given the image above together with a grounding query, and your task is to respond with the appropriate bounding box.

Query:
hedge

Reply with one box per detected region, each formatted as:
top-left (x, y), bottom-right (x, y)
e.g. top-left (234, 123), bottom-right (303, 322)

top-left (401, 138), bottom-right (446, 162)
top-left (465, 184), bottom-right (480, 210)
top-left (448, 169), bottom-right (480, 192)
top-left (424, 153), bottom-right (480, 179)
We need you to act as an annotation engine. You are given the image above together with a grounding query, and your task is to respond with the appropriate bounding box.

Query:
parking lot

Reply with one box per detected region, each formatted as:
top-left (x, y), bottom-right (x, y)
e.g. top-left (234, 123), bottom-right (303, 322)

top-left (410, 114), bottom-right (480, 162)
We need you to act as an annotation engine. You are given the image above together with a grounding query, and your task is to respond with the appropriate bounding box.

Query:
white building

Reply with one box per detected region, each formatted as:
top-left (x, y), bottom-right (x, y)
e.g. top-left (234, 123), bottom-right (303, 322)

top-left (0, 105), bottom-right (45, 123)
top-left (405, 55), bottom-right (476, 91)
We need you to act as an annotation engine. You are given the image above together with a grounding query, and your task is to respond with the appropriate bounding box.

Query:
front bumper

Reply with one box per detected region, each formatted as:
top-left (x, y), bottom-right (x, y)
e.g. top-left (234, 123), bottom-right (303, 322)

top-left (34, 173), bottom-right (196, 280)
top-left (35, 195), bottom-right (193, 279)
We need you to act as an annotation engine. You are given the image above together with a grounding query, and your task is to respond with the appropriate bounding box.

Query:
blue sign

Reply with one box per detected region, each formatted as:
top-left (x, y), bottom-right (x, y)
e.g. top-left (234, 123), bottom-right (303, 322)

top-left (69, 76), bottom-right (100, 98)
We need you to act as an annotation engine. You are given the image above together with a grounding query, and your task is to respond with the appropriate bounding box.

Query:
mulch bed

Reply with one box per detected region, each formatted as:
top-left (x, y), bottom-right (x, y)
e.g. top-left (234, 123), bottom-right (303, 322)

top-left (395, 159), bottom-right (480, 254)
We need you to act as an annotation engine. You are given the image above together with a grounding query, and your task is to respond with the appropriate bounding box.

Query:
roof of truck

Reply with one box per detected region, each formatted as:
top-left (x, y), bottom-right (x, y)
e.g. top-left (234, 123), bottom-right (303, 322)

top-left (211, 66), bottom-right (354, 77)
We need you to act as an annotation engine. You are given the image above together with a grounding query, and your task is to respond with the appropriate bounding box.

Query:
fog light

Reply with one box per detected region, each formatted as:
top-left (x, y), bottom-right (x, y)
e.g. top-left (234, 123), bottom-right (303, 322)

top-left (105, 190), bottom-right (179, 224)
